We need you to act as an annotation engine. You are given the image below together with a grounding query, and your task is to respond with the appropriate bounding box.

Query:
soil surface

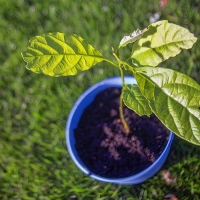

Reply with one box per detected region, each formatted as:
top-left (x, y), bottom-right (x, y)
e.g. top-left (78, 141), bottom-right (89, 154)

top-left (74, 87), bottom-right (170, 178)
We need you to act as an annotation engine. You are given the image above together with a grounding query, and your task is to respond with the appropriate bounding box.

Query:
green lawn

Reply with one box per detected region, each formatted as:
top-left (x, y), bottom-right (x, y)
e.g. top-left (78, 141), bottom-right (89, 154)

top-left (0, 0), bottom-right (200, 199)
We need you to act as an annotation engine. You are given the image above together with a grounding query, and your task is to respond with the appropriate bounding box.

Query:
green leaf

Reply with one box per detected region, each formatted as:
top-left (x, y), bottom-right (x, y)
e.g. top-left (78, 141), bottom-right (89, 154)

top-left (134, 67), bottom-right (200, 145)
top-left (131, 20), bottom-right (197, 67)
top-left (118, 28), bottom-right (147, 49)
top-left (22, 32), bottom-right (105, 76)
top-left (123, 84), bottom-right (152, 116)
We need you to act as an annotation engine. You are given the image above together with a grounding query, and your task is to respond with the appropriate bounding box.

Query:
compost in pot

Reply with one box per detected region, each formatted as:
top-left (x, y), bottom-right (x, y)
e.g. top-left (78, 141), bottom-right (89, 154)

top-left (74, 87), bottom-right (170, 178)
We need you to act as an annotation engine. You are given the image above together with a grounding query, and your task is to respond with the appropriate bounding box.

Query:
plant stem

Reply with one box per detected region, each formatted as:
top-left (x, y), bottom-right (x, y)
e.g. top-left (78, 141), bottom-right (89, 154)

top-left (119, 91), bottom-right (130, 134)
top-left (112, 53), bottom-right (136, 72)
top-left (103, 58), bottom-right (119, 67)
top-left (112, 50), bottom-right (130, 134)
top-left (118, 65), bottom-right (130, 134)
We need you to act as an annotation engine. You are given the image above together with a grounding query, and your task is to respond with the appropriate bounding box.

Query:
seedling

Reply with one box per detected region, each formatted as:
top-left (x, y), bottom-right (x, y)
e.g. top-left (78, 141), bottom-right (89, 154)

top-left (22, 20), bottom-right (200, 145)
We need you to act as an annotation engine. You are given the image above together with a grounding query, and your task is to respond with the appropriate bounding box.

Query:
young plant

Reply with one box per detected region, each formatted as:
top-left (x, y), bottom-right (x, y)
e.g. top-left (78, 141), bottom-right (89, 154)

top-left (22, 20), bottom-right (200, 145)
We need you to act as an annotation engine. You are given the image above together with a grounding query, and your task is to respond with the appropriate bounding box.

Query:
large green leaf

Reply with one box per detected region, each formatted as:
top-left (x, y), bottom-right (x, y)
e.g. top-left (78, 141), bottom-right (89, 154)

top-left (134, 67), bottom-right (200, 145)
top-left (131, 20), bottom-right (197, 67)
top-left (123, 84), bottom-right (152, 116)
top-left (22, 32), bottom-right (105, 76)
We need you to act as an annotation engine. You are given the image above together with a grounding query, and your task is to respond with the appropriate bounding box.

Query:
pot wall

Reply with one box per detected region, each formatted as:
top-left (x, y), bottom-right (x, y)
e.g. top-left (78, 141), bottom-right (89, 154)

top-left (66, 77), bottom-right (174, 184)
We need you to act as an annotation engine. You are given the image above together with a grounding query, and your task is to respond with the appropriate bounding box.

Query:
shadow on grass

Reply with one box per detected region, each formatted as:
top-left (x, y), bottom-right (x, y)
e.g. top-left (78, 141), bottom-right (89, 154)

top-left (129, 136), bottom-right (200, 199)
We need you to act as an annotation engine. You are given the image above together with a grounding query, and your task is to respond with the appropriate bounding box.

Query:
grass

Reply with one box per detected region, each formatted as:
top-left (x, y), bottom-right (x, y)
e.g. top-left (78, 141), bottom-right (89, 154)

top-left (0, 0), bottom-right (200, 199)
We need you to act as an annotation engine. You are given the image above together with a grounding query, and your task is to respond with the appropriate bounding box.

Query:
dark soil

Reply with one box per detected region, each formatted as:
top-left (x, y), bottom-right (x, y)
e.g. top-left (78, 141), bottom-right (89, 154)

top-left (74, 87), bottom-right (170, 178)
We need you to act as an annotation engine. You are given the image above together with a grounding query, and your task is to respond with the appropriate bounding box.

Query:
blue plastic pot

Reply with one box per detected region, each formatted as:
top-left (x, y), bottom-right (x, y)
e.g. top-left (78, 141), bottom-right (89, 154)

top-left (66, 77), bottom-right (174, 184)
